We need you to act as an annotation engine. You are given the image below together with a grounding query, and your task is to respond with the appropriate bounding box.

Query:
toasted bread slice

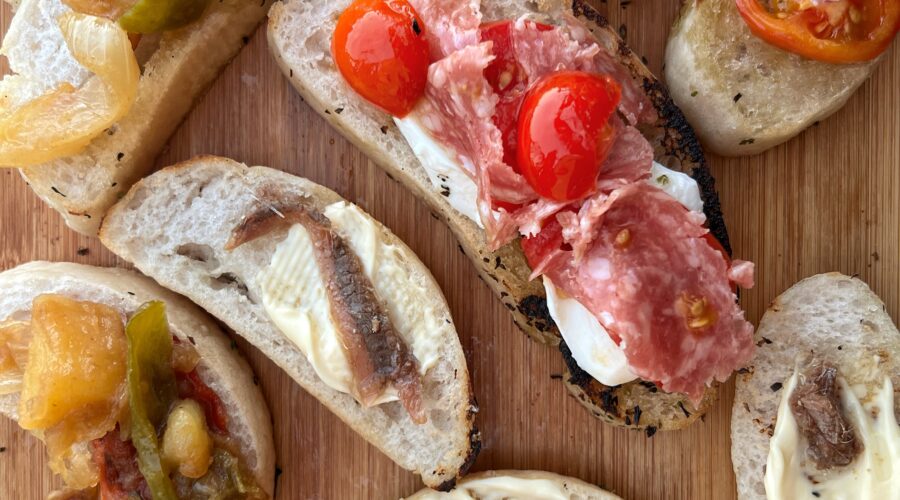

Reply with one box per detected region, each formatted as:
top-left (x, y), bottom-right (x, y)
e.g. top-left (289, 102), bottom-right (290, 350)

top-left (267, 0), bottom-right (723, 430)
top-left (1, 0), bottom-right (271, 235)
top-left (731, 273), bottom-right (900, 499)
top-left (0, 261), bottom-right (276, 497)
top-left (99, 156), bottom-right (480, 490)
top-left (403, 470), bottom-right (621, 499)
top-left (665, 0), bottom-right (878, 156)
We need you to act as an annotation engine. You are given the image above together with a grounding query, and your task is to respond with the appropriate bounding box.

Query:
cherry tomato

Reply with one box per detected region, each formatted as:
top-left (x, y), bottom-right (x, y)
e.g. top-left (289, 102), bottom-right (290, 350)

top-left (332, 0), bottom-right (430, 117)
top-left (480, 20), bottom-right (553, 171)
top-left (736, 0), bottom-right (900, 63)
top-left (517, 71), bottom-right (621, 202)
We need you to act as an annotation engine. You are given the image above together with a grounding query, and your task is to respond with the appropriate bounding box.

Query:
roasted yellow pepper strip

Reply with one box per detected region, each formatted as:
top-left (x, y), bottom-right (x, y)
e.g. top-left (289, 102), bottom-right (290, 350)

top-left (126, 301), bottom-right (178, 500)
top-left (0, 12), bottom-right (139, 168)
top-left (119, 0), bottom-right (212, 34)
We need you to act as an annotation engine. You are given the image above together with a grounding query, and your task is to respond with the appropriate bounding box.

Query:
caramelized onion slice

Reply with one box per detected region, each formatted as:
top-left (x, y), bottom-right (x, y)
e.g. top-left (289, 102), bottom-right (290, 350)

top-left (0, 12), bottom-right (139, 168)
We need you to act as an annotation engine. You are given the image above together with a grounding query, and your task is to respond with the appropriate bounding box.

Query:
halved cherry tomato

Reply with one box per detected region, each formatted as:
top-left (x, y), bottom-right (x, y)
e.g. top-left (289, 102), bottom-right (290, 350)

top-left (480, 20), bottom-right (553, 171)
top-left (517, 71), bottom-right (621, 202)
top-left (736, 0), bottom-right (900, 63)
top-left (332, 0), bottom-right (431, 117)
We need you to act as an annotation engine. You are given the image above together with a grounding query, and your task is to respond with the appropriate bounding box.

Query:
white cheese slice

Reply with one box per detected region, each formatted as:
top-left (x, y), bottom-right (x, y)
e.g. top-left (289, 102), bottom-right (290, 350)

top-left (766, 371), bottom-right (900, 499)
top-left (257, 202), bottom-right (444, 405)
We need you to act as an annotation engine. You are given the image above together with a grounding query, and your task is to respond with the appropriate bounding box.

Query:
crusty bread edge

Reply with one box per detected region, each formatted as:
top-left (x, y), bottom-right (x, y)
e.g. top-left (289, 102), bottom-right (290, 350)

top-left (403, 470), bottom-right (622, 499)
top-left (0, 261), bottom-right (276, 497)
top-left (99, 155), bottom-right (481, 490)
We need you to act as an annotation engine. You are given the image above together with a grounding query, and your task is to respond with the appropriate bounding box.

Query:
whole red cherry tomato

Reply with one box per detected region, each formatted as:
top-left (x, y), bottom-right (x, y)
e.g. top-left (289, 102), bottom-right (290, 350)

top-left (332, 0), bottom-right (430, 117)
top-left (517, 71), bottom-right (621, 202)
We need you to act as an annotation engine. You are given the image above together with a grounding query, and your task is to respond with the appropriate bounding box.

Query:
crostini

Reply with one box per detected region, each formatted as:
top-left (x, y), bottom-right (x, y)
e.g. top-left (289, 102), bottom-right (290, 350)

top-left (665, 0), bottom-right (899, 156)
top-left (403, 470), bottom-right (621, 499)
top-left (267, 0), bottom-right (756, 431)
top-left (99, 156), bottom-right (480, 490)
top-left (732, 273), bottom-right (900, 499)
top-left (0, 0), bottom-right (271, 234)
top-left (0, 261), bottom-right (275, 498)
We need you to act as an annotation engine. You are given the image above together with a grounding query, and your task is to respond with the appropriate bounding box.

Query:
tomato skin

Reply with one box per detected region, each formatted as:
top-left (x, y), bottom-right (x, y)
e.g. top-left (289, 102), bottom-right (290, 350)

top-left (332, 0), bottom-right (430, 117)
top-left (517, 71), bottom-right (621, 202)
top-left (736, 0), bottom-right (900, 63)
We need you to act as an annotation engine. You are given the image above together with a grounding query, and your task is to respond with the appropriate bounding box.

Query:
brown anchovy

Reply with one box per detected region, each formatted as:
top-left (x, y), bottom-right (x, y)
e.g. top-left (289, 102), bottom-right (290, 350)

top-left (227, 205), bottom-right (426, 424)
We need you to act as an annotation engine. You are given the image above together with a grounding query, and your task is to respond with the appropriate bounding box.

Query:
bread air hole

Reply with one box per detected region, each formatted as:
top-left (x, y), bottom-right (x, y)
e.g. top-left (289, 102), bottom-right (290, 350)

top-left (175, 243), bottom-right (220, 269)
top-left (209, 273), bottom-right (256, 305)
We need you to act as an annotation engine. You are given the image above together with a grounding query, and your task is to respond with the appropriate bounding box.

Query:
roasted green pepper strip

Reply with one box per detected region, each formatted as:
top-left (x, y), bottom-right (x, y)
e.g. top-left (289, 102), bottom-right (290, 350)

top-left (118, 0), bottom-right (211, 34)
top-left (126, 301), bottom-right (178, 500)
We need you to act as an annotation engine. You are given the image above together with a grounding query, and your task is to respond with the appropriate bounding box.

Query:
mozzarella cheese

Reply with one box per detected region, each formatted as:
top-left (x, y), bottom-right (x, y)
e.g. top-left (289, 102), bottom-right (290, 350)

top-left (766, 371), bottom-right (900, 500)
top-left (393, 115), bottom-right (705, 388)
top-left (257, 201), bottom-right (445, 405)
top-left (410, 475), bottom-right (572, 500)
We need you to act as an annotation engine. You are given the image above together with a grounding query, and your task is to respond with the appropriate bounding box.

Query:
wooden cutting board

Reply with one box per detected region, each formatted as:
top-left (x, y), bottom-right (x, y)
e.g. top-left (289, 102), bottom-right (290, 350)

top-left (1, 1), bottom-right (897, 498)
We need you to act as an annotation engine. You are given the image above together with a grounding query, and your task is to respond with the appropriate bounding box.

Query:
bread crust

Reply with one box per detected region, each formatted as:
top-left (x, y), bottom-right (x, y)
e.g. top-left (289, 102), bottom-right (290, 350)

top-left (404, 469), bottom-right (621, 499)
top-left (0, 261), bottom-right (276, 497)
top-left (268, 0), bottom-right (728, 430)
top-left (99, 156), bottom-right (480, 490)
top-left (730, 273), bottom-right (900, 500)
top-left (664, 0), bottom-right (877, 156)
top-left (11, 0), bottom-right (272, 235)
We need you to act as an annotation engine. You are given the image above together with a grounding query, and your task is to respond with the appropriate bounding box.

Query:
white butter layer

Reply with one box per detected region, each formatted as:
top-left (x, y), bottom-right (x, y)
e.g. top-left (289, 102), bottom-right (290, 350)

top-left (258, 202), bottom-right (443, 405)
top-left (411, 475), bottom-right (573, 500)
top-left (765, 371), bottom-right (900, 500)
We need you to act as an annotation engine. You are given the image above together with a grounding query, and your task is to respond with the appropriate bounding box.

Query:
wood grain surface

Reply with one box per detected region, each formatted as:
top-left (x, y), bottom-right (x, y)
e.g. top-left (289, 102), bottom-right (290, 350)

top-left (1, 1), bottom-right (898, 499)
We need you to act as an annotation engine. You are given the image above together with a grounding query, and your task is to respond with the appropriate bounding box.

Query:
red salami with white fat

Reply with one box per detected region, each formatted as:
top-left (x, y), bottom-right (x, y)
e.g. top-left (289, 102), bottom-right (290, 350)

top-left (535, 183), bottom-right (755, 405)
top-left (408, 0), bottom-right (482, 59)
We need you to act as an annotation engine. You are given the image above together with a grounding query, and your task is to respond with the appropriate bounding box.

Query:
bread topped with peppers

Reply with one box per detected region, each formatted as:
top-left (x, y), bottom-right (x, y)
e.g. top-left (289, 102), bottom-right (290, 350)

top-left (0, 0), bottom-right (271, 234)
top-left (665, 0), bottom-right (899, 156)
top-left (99, 156), bottom-right (480, 490)
top-left (0, 261), bottom-right (275, 499)
top-left (267, 0), bottom-right (756, 432)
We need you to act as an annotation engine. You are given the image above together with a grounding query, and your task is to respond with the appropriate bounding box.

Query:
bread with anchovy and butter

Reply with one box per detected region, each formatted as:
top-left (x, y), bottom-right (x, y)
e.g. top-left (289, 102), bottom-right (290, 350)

top-left (0, 261), bottom-right (276, 498)
top-left (99, 156), bottom-right (480, 490)
top-left (267, 0), bottom-right (726, 431)
top-left (731, 273), bottom-right (900, 499)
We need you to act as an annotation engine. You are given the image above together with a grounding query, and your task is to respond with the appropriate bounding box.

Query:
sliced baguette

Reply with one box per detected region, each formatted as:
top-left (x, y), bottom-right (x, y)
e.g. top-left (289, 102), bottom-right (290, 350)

top-left (99, 156), bottom-right (480, 490)
top-left (731, 273), bottom-right (900, 499)
top-left (267, 0), bottom-right (723, 430)
top-left (403, 470), bottom-right (621, 499)
top-left (1, 0), bottom-right (272, 235)
top-left (665, 0), bottom-right (878, 156)
top-left (0, 261), bottom-right (276, 497)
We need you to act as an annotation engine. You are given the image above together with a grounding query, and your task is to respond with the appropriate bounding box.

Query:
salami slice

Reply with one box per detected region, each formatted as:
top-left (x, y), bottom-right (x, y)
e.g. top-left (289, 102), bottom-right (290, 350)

top-left (540, 183), bottom-right (755, 405)
top-left (408, 0), bottom-right (481, 60)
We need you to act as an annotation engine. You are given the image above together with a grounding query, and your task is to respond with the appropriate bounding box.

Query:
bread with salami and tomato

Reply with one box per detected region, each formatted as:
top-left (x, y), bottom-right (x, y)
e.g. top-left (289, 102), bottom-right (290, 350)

top-left (99, 156), bottom-right (480, 490)
top-left (665, 0), bottom-right (897, 156)
top-left (0, 261), bottom-right (275, 499)
top-left (267, 0), bottom-right (756, 432)
top-left (0, 0), bottom-right (272, 234)
top-left (731, 273), bottom-right (900, 499)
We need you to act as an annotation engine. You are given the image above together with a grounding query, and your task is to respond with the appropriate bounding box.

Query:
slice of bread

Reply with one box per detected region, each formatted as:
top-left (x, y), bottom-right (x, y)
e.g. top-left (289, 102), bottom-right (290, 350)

top-left (665, 0), bottom-right (878, 156)
top-left (403, 470), bottom-right (621, 499)
top-left (0, 261), bottom-right (276, 497)
top-left (99, 156), bottom-right (480, 490)
top-left (1, 0), bottom-right (272, 235)
top-left (267, 0), bottom-right (723, 430)
top-left (731, 273), bottom-right (900, 499)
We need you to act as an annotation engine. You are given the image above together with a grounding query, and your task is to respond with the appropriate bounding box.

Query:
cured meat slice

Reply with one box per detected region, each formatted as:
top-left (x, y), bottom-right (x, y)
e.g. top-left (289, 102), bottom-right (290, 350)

top-left (537, 184), bottom-right (755, 405)
top-left (408, 0), bottom-right (481, 59)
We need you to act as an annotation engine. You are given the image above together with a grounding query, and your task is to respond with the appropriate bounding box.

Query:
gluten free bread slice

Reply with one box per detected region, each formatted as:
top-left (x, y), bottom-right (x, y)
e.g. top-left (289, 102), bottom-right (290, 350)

top-left (665, 0), bottom-right (878, 156)
top-left (0, 261), bottom-right (276, 497)
top-left (99, 156), bottom-right (480, 490)
top-left (267, 0), bottom-right (725, 430)
top-left (1, 0), bottom-right (272, 235)
top-left (731, 273), bottom-right (900, 499)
